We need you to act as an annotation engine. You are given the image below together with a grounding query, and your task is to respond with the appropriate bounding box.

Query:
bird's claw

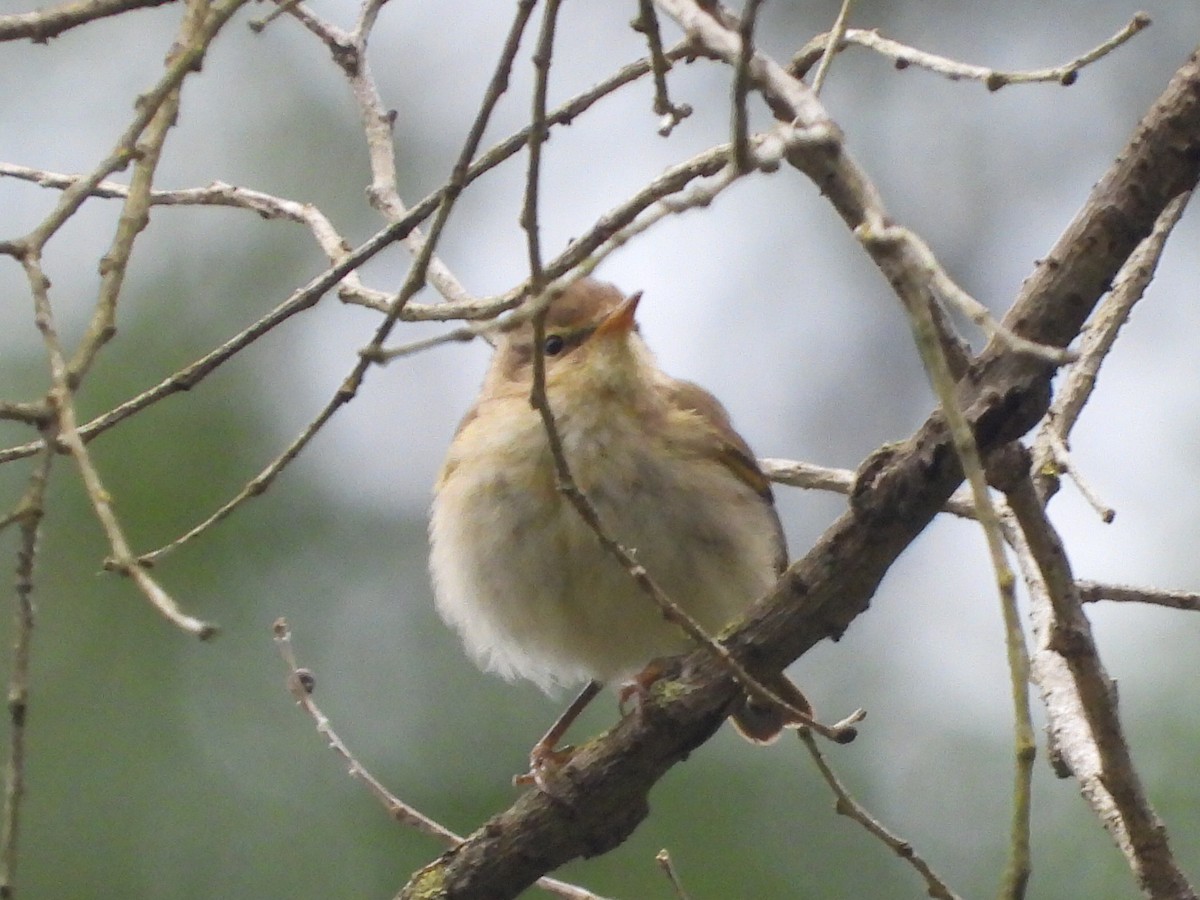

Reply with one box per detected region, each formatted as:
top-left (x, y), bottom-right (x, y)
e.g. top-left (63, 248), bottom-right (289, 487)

top-left (618, 658), bottom-right (666, 716)
top-left (514, 741), bottom-right (577, 791)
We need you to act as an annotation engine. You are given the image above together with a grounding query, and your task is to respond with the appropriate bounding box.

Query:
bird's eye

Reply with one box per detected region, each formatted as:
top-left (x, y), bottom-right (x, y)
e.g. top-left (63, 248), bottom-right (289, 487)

top-left (543, 334), bottom-right (566, 356)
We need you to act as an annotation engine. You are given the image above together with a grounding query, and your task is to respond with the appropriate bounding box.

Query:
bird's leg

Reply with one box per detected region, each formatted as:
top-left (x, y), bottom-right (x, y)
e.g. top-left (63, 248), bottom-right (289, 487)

top-left (617, 658), bottom-right (668, 716)
top-left (515, 679), bottom-right (603, 789)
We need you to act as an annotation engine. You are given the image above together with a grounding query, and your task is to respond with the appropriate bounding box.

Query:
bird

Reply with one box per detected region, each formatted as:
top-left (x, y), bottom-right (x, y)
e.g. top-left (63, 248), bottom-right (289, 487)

top-left (428, 278), bottom-right (808, 780)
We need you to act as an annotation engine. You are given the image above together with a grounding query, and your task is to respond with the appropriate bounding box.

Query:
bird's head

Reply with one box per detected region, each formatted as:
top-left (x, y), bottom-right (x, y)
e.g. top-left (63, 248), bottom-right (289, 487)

top-left (485, 279), bottom-right (654, 400)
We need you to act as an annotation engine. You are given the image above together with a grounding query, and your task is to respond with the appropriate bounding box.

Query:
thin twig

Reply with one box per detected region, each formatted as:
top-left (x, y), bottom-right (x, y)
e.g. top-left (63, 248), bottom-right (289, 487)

top-left (760, 457), bottom-right (980, 519)
top-left (0, 0), bottom-right (173, 42)
top-left (1006, 469), bottom-right (1191, 897)
top-left (362, 328), bottom-right (478, 364)
top-left (135, 392), bottom-right (345, 565)
top-left (730, 0), bottom-right (764, 171)
top-left (1032, 190), bottom-right (1192, 503)
top-left (893, 224), bottom-right (1075, 365)
top-left (808, 0), bottom-right (856, 95)
top-left (790, 14), bottom-right (1151, 89)
top-left (275, 1), bottom-right (474, 307)
top-left (521, 0), bottom-right (562, 290)
top-left (798, 729), bottom-right (962, 900)
top-left (760, 458), bottom-right (857, 493)
top-left (247, 0), bottom-right (301, 32)
top-left (273, 619), bottom-right (459, 842)
top-left (0, 403), bottom-right (49, 427)
top-left (0, 447), bottom-right (53, 898)
top-left (856, 217), bottom-right (1034, 899)
top-left (1076, 580), bottom-right (1200, 612)
top-left (23, 250), bottom-right (216, 638)
top-left (1043, 432), bottom-right (1114, 522)
top-left (0, 38), bottom-right (699, 345)
top-left (271, 620), bottom-right (606, 900)
top-left (0, 167), bottom-right (396, 311)
top-left (126, 0), bottom-right (542, 564)
top-left (654, 850), bottom-right (691, 900)
top-left (582, 120), bottom-right (834, 275)
top-left (633, 0), bottom-right (693, 135)
top-left (1, 0), bottom-right (251, 260)
top-left (68, 0), bottom-right (208, 383)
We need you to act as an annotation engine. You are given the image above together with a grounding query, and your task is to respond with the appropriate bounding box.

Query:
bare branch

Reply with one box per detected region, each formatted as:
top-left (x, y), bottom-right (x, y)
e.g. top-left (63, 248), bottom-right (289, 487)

top-left (131, 0), bottom-right (542, 564)
top-left (1006, 465), bottom-right (1194, 898)
top-left (520, 0), bottom-right (561, 289)
top-left (760, 457), bottom-right (980, 518)
top-left (654, 849), bottom-right (691, 900)
top-left (24, 249), bottom-right (215, 637)
top-left (0, 448), bottom-right (52, 898)
top-left (247, 0), bottom-right (301, 32)
top-left (0, 403), bottom-right (49, 427)
top-left (869, 221), bottom-right (1075, 365)
top-left (1, 0), bottom-right (251, 259)
top-left (1033, 190), bottom-right (1192, 503)
top-left (791, 14), bottom-right (1151, 90)
top-left (857, 219), bottom-right (1034, 900)
top-left (798, 729), bottom-right (962, 900)
top-left (1043, 431), bottom-right (1115, 523)
top-left (1077, 581), bottom-right (1200, 612)
top-left (273, 618), bottom-right (461, 843)
top-left (582, 121), bottom-right (833, 276)
top-left (730, 0), bottom-right (764, 171)
top-left (273, 1), bottom-right (474, 307)
top-left (271, 620), bottom-right (608, 900)
top-left (0, 0), bottom-right (175, 43)
top-left (68, 0), bottom-right (205, 383)
top-left (632, 0), bottom-right (692, 136)
top-left (808, 0), bottom-right (857, 95)
top-left (0, 167), bottom-right (395, 311)
top-left (363, 328), bottom-right (478, 364)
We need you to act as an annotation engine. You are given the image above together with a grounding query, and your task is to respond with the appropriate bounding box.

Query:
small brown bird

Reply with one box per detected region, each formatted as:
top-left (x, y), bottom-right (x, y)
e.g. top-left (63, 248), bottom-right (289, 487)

top-left (428, 279), bottom-right (807, 775)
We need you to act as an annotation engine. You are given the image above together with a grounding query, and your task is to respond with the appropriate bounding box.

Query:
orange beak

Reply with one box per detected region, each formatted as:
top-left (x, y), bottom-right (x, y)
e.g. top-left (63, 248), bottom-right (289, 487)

top-left (594, 291), bottom-right (642, 339)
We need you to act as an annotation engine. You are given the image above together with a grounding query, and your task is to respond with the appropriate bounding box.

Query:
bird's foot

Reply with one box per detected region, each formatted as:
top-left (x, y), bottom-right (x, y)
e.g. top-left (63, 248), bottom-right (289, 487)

top-left (618, 658), bottom-right (667, 717)
top-left (514, 740), bottom-right (577, 792)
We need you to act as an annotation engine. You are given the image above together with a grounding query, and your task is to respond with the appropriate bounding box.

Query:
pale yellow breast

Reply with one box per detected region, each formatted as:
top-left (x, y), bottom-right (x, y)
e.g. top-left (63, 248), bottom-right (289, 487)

top-left (428, 387), bottom-right (782, 690)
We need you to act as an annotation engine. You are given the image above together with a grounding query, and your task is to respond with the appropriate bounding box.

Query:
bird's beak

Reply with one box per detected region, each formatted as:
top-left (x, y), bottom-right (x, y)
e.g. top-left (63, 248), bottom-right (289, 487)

top-left (594, 291), bottom-right (642, 339)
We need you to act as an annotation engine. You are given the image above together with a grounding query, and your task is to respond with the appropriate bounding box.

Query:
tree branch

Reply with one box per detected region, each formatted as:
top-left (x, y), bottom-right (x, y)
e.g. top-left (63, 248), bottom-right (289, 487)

top-left (1006, 462), bottom-right (1194, 900)
top-left (0, 0), bottom-right (175, 43)
top-left (790, 15), bottom-right (1150, 90)
top-left (1077, 581), bottom-right (1200, 612)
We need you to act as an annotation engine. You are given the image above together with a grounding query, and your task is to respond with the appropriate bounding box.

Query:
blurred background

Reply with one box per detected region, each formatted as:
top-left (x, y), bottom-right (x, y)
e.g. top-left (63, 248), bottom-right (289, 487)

top-left (1, 1), bottom-right (1198, 897)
